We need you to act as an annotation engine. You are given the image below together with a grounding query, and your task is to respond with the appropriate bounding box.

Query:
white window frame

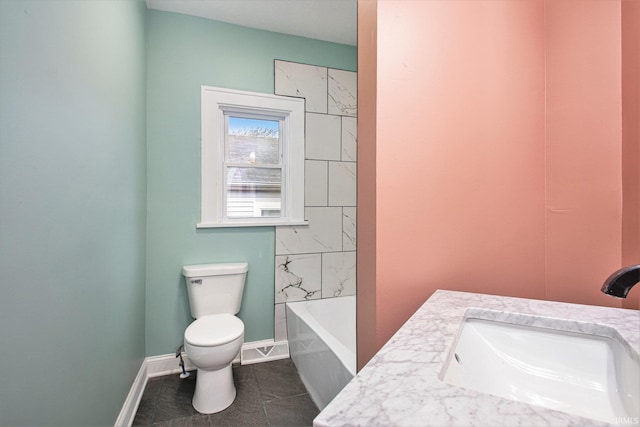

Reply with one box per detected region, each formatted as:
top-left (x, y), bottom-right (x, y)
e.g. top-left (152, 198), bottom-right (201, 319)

top-left (198, 85), bottom-right (307, 228)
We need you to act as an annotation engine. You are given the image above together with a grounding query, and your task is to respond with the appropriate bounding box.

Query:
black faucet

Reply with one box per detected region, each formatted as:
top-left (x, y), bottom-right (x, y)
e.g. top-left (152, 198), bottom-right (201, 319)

top-left (601, 264), bottom-right (640, 298)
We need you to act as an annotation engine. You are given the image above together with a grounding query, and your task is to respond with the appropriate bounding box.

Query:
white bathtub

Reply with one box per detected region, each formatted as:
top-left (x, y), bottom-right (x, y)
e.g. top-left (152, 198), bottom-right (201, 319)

top-left (286, 296), bottom-right (356, 410)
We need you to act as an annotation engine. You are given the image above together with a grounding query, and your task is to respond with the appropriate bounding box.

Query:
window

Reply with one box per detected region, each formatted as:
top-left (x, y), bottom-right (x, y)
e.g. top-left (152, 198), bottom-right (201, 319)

top-left (199, 86), bottom-right (306, 227)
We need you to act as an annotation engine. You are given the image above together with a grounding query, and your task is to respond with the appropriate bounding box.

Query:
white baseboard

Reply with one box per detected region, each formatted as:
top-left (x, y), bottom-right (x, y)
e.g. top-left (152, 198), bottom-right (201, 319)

top-left (115, 339), bottom-right (289, 427)
top-left (146, 352), bottom-right (196, 378)
top-left (114, 360), bottom-right (148, 427)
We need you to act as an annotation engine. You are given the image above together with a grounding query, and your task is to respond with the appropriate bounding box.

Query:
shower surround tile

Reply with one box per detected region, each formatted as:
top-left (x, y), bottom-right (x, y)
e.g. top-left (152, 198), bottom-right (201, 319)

top-left (275, 254), bottom-right (322, 303)
top-left (328, 162), bottom-right (357, 206)
top-left (328, 69), bottom-right (357, 117)
top-left (342, 207), bottom-right (357, 251)
top-left (305, 113), bottom-right (341, 161)
top-left (275, 254), bottom-right (322, 304)
top-left (275, 60), bottom-right (327, 113)
top-left (276, 207), bottom-right (343, 255)
top-left (274, 303), bottom-right (287, 342)
top-left (305, 160), bottom-right (328, 206)
top-left (341, 116), bottom-right (357, 162)
top-left (273, 61), bottom-right (357, 347)
top-left (321, 251), bottom-right (356, 298)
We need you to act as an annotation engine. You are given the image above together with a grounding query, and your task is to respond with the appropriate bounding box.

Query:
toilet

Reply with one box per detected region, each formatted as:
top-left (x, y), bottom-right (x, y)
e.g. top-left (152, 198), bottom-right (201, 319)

top-left (182, 262), bottom-right (248, 414)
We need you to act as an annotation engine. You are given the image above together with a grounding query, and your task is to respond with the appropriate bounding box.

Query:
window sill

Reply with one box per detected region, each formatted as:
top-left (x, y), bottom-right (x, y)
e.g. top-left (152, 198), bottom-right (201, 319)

top-left (197, 220), bottom-right (309, 229)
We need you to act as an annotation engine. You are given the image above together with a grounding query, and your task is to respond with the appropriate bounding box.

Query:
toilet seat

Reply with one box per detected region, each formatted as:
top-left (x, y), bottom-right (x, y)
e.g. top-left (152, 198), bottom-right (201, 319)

top-left (185, 314), bottom-right (244, 347)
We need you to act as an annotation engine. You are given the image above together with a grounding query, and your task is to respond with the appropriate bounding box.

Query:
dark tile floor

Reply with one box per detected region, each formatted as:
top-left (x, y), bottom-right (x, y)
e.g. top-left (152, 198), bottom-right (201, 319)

top-left (133, 358), bottom-right (319, 427)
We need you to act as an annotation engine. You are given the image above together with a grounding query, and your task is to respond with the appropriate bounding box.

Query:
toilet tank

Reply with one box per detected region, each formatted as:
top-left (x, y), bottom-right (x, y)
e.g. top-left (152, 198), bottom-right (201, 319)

top-left (182, 263), bottom-right (248, 318)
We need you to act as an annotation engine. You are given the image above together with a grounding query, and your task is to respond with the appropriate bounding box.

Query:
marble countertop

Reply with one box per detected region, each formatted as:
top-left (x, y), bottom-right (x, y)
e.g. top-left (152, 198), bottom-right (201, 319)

top-left (313, 290), bottom-right (640, 427)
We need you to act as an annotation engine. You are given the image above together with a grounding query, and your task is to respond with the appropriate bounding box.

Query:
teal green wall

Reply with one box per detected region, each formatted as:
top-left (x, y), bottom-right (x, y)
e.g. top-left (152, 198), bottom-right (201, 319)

top-left (0, 1), bottom-right (147, 425)
top-left (0, 3), bottom-right (355, 422)
top-left (146, 10), bottom-right (357, 356)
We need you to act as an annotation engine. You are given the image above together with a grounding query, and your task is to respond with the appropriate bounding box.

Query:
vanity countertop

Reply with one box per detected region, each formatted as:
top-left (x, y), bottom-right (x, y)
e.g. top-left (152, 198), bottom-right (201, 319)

top-left (313, 290), bottom-right (640, 427)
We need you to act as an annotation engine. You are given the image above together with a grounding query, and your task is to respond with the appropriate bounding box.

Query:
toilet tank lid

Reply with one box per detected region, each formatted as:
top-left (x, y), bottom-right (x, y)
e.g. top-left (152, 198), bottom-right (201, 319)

top-left (182, 263), bottom-right (248, 278)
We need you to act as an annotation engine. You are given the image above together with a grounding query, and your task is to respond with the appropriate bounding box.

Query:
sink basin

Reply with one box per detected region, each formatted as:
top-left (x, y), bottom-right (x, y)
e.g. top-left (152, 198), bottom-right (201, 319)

top-left (440, 312), bottom-right (640, 423)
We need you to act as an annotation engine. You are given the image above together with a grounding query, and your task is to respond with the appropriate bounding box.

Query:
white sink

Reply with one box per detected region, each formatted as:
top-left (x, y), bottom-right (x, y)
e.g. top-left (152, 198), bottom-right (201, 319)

top-left (440, 312), bottom-right (640, 424)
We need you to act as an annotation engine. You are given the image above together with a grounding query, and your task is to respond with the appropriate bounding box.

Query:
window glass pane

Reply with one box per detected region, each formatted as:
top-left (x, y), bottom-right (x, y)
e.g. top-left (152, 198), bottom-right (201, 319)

top-left (226, 166), bottom-right (281, 218)
top-left (227, 116), bottom-right (280, 165)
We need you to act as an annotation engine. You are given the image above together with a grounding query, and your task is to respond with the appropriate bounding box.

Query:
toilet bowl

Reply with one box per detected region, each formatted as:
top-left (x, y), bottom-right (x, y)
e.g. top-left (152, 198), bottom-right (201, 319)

top-left (182, 263), bottom-right (248, 414)
top-left (184, 314), bottom-right (244, 413)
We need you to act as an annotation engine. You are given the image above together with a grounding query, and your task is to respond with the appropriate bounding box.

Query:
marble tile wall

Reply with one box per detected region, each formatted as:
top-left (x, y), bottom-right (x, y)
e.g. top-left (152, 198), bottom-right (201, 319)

top-left (273, 60), bottom-right (357, 341)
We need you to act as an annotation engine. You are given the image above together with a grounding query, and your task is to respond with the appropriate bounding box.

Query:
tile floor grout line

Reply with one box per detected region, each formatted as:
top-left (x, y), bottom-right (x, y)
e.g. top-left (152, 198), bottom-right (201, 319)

top-left (261, 392), bottom-right (314, 404)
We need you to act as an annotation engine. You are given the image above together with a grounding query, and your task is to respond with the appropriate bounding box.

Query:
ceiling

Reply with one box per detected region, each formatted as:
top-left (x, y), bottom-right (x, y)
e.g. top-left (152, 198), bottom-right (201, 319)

top-left (145, 0), bottom-right (357, 46)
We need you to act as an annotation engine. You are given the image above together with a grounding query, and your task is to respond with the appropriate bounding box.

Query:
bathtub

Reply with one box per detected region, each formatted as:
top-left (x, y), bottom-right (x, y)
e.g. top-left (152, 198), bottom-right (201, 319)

top-left (286, 296), bottom-right (356, 410)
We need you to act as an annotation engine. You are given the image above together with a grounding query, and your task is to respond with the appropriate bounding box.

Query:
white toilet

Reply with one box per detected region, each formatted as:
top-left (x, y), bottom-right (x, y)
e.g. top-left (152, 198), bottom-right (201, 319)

top-left (182, 262), bottom-right (248, 414)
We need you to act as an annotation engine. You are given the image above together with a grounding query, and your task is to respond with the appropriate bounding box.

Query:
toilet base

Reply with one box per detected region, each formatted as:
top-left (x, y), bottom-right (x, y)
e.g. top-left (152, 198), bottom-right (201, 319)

top-left (192, 363), bottom-right (236, 414)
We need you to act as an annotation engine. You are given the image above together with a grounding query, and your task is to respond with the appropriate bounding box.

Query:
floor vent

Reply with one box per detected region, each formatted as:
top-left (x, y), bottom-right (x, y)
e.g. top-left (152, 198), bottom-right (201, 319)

top-left (241, 340), bottom-right (289, 365)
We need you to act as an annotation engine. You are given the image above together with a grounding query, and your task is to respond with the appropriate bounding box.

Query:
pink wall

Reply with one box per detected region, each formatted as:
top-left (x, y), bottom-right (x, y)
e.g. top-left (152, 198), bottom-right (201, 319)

top-left (544, 0), bottom-right (622, 307)
top-left (621, 0), bottom-right (640, 310)
top-left (356, 0), bottom-right (379, 369)
top-left (358, 0), bottom-right (636, 368)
